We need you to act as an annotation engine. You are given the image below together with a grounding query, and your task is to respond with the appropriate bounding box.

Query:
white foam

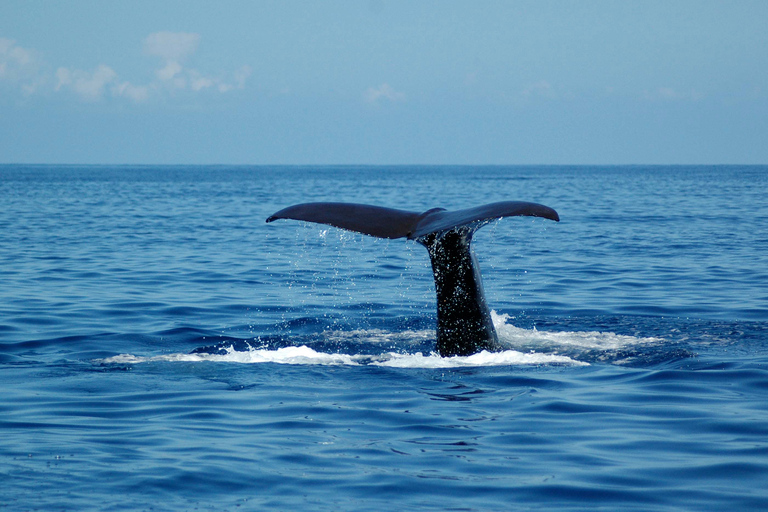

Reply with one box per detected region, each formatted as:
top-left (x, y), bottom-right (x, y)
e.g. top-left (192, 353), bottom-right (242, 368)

top-left (99, 344), bottom-right (584, 368)
top-left (99, 313), bottom-right (661, 368)
top-left (371, 350), bottom-right (586, 368)
top-left (492, 311), bottom-right (661, 351)
top-left (101, 345), bottom-right (362, 366)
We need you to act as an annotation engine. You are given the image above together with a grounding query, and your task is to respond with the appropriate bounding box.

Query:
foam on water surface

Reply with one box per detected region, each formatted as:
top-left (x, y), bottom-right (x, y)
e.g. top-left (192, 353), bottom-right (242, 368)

top-left (101, 344), bottom-right (586, 367)
top-left (492, 311), bottom-right (662, 350)
top-left (97, 311), bottom-right (663, 368)
top-left (98, 313), bottom-right (669, 368)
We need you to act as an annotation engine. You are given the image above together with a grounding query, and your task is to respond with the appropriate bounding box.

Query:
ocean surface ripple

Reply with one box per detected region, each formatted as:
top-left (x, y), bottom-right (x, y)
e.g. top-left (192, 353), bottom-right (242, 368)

top-left (1, 165), bottom-right (767, 511)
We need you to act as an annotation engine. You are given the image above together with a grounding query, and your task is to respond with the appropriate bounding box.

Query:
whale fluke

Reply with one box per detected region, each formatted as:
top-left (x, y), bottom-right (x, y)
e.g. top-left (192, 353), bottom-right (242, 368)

top-left (266, 201), bottom-right (559, 357)
top-left (267, 203), bottom-right (423, 239)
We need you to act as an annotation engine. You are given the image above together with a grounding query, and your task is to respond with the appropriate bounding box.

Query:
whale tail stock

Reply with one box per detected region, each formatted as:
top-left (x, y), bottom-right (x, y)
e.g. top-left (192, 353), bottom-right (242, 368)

top-left (266, 201), bottom-right (559, 357)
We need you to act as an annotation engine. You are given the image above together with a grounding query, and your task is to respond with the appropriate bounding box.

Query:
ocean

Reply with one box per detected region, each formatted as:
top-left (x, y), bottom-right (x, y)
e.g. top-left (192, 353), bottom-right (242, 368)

top-left (1, 165), bottom-right (767, 511)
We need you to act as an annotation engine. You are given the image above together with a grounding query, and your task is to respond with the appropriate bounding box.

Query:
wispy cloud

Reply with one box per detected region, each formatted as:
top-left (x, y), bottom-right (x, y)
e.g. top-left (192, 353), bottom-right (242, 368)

top-left (0, 37), bottom-right (33, 76)
top-left (140, 31), bottom-right (250, 96)
top-left (364, 83), bottom-right (405, 104)
top-left (8, 32), bottom-right (249, 103)
top-left (112, 81), bottom-right (150, 102)
top-left (55, 65), bottom-right (117, 101)
top-left (144, 32), bottom-right (197, 90)
top-left (156, 60), bottom-right (184, 84)
top-left (0, 37), bottom-right (43, 94)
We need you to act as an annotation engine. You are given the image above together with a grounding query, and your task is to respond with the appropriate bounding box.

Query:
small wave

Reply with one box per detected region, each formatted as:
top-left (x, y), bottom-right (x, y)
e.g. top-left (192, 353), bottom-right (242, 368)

top-left (98, 345), bottom-right (585, 368)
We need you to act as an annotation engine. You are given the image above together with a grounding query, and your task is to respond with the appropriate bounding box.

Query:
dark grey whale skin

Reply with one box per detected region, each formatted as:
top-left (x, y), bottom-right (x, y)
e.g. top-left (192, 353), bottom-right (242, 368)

top-left (266, 201), bottom-right (559, 357)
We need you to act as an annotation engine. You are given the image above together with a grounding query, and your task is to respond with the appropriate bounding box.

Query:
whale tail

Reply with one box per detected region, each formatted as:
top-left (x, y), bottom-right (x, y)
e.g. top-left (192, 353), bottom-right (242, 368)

top-left (266, 201), bottom-right (559, 357)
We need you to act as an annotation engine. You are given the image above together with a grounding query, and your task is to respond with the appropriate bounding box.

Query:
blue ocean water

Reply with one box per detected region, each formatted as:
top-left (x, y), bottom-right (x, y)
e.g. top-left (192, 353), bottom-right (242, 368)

top-left (1, 165), bottom-right (767, 511)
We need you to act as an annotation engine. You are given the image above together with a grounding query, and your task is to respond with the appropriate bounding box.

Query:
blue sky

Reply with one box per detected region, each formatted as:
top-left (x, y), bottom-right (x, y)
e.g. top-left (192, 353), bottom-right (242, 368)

top-left (1, 0), bottom-right (766, 164)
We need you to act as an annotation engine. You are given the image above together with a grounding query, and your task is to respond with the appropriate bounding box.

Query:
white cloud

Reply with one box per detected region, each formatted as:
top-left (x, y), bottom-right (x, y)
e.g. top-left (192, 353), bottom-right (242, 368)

top-left (143, 32), bottom-right (200, 62)
top-left (143, 32), bottom-right (249, 94)
top-left (215, 65), bottom-right (251, 92)
top-left (364, 83), bottom-right (405, 104)
top-left (190, 72), bottom-right (214, 91)
top-left (8, 32), bottom-right (249, 103)
top-left (1, 37), bottom-right (42, 93)
top-left (112, 81), bottom-right (150, 102)
top-left (157, 60), bottom-right (183, 82)
top-left (55, 64), bottom-right (118, 101)
top-left (0, 37), bottom-right (34, 74)
top-left (55, 67), bottom-right (150, 103)
top-left (144, 32), bottom-right (199, 91)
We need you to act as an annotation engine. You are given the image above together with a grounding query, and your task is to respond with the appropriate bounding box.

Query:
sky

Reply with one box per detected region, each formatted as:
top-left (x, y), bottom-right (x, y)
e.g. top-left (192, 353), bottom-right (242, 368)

top-left (1, 0), bottom-right (767, 165)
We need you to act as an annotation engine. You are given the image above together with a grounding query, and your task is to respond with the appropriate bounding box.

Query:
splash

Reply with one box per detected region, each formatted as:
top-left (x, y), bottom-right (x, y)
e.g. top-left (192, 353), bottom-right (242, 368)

top-left (492, 311), bottom-right (662, 351)
top-left (319, 328), bottom-right (433, 345)
top-left (100, 344), bottom-right (585, 368)
top-left (102, 346), bottom-right (359, 366)
top-left (98, 312), bottom-right (668, 368)
top-left (372, 349), bottom-right (585, 368)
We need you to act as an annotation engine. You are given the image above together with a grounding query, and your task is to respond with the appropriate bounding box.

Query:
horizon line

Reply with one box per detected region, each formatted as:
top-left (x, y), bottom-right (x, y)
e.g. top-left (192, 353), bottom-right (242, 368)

top-left (2, 162), bottom-right (766, 168)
